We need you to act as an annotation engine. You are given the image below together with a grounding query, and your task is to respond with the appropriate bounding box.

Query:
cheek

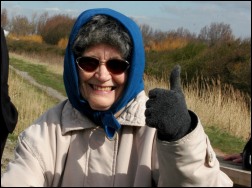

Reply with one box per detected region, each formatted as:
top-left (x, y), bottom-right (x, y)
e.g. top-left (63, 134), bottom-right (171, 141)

top-left (114, 74), bottom-right (127, 85)
top-left (78, 69), bottom-right (93, 82)
top-left (114, 73), bottom-right (128, 98)
top-left (78, 69), bottom-right (93, 95)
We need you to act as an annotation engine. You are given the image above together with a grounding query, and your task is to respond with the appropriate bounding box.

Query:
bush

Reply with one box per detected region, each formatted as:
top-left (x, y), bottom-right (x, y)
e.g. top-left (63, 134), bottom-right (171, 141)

top-left (40, 14), bottom-right (75, 45)
top-left (6, 38), bottom-right (65, 56)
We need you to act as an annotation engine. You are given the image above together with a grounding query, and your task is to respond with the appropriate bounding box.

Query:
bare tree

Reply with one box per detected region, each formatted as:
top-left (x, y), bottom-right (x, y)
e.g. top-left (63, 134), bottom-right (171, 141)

top-left (1, 8), bottom-right (9, 29)
top-left (139, 24), bottom-right (154, 47)
top-left (10, 15), bottom-right (33, 36)
top-left (30, 13), bottom-right (38, 35)
top-left (198, 22), bottom-right (234, 45)
top-left (37, 12), bottom-right (49, 35)
top-left (153, 29), bottom-right (167, 43)
top-left (176, 27), bottom-right (196, 39)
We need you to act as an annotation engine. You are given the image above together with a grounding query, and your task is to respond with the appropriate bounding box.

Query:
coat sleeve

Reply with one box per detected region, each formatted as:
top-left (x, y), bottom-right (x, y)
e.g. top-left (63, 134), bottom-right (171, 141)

top-left (1, 132), bottom-right (47, 187)
top-left (156, 111), bottom-right (233, 187)
top-left (1, 102), bottom-right (71, 187)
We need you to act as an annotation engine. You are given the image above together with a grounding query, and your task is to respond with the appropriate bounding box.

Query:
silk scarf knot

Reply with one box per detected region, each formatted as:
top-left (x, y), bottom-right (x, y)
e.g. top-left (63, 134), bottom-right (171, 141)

top-left (93, 111), bottom-right (121, 140)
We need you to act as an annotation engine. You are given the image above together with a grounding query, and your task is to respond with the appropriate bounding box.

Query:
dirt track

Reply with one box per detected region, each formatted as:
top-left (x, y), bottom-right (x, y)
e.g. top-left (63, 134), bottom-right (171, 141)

top-left (1, 55), bottom-right (227, 175)
top-left (2, 64), bottom-right (66, 174)
top-left (10, 65), bottom-right (67, 102)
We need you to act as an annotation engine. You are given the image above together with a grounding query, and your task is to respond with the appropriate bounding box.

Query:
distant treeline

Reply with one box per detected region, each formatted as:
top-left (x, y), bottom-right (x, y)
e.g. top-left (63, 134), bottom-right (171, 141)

top-left (145, 38), bottom-right (251, 97)
top-left (2, 9), bottom-right (251, 96)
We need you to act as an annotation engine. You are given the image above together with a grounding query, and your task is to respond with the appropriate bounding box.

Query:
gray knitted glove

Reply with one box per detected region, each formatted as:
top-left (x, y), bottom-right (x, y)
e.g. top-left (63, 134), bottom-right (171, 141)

top-left (145, 65), bottom-right (192, 141)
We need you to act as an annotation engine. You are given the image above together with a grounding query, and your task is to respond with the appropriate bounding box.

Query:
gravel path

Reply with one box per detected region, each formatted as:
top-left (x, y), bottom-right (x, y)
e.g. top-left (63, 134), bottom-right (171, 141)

top-left (2, 64), bottom-right (66, 174)
top-left (10, 65), bottom-right (67, 102)
top-left (1, 57), bottom-right (228, 175)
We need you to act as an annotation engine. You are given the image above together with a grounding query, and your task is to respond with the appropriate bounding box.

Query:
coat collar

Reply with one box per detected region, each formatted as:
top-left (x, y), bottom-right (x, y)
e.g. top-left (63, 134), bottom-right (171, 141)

top-left (61, 91), bottom-right (147, 135)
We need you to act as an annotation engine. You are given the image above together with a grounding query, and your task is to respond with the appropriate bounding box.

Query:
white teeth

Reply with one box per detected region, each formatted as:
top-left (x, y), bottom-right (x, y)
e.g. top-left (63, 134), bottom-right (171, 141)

top-left (93, 85), bottom-right (112, 91)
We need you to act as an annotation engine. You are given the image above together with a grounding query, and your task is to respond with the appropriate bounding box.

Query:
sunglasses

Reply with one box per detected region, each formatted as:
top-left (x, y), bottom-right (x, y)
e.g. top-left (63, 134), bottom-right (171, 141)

top-left (76, 56), bottom-right (130, 75)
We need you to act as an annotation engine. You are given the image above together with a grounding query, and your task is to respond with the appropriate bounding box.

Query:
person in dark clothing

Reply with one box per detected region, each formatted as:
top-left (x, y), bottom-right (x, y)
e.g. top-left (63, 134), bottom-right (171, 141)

top-left (242, 137), bottom-right (251, 170)
top-left (1, 27), bottom-right (18, 160)
top-left (223, 137), bottom-right (251, 170)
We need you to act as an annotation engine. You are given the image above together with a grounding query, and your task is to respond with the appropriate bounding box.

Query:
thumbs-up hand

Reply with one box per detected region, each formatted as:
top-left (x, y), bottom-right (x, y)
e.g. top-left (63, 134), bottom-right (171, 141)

top-left (145, 65), bottom-right (192, 141)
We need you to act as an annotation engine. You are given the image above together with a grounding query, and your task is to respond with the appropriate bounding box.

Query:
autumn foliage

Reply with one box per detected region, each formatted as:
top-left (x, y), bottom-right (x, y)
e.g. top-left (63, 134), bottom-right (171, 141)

top-left (2, 9), bottom-right (251, 96)
top-left (8, 33), bottom-right (43, 43)
top-left (39, 14), bottom-right (75, 45)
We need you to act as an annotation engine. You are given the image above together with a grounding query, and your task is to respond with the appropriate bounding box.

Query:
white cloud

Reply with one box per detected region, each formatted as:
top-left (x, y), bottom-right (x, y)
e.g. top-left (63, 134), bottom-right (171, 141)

top-left (44, 7), bottom-right (60, 12)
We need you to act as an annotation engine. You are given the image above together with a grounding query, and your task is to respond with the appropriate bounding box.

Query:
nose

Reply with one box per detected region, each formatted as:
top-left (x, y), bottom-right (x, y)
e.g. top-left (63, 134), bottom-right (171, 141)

top-left (94, 63), bottom-right (111, 81)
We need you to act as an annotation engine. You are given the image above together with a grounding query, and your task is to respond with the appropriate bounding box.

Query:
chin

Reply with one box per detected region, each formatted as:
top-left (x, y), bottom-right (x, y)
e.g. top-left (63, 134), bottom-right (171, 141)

top-left (90, 104), bottom-right (112, 111)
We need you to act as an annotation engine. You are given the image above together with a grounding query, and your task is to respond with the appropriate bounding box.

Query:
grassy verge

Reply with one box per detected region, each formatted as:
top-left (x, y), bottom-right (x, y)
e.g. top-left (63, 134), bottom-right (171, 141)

top-left (205, 126), bottom-right (246, 154)
top-left (9, 53), bottom-right (250, 155)
top-left (8, 68), bottom-right (60, 137)
top-left (10, 57), bottom-right (66, 97)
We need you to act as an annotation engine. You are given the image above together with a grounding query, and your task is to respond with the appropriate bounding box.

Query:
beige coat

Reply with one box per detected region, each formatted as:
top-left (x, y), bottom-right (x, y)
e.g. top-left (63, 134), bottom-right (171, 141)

top-left (1, 91), bottom-right (232, 187)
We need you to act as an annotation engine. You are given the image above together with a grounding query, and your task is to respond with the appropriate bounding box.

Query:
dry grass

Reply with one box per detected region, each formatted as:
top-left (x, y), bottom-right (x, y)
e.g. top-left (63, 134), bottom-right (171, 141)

top-left (144, 74), bottom-right (251, 141)
top-left (7, 34), bottom-right (43, 43)
top-left (8, 52), bottom-right (251, 141)
top-left (8, 69), bottom-right (59, 136)
top-left (9, 52), bottom-right (64, 75)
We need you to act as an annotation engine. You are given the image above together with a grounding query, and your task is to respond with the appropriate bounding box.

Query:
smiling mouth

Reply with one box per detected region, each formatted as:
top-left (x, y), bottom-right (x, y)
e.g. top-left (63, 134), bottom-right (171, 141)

top-left (90, 84), bottom-right (116, 91)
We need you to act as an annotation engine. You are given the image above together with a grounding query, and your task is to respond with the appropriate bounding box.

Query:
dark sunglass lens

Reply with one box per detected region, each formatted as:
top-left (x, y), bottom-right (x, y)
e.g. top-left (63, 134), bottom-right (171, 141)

top-left (78, 57), bottom-right (99, 72)
top-left (107, 59), bottom-right (129, 74)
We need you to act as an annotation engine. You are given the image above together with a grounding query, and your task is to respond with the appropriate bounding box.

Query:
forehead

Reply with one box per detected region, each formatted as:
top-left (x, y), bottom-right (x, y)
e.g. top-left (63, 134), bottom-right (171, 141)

top-left (83, 43), bottom-right (123, 57)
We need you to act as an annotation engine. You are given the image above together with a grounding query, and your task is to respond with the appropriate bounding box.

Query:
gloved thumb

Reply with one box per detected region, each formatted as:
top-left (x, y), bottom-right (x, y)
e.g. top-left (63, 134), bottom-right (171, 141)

top-left (170, 65), bottom-right (182, 93)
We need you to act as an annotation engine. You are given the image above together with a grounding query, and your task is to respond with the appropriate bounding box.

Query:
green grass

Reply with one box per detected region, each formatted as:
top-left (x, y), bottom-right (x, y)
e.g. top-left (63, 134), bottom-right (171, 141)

top-left (9, 54), bottom-right (248, 155)
top-left (7, 133), bottom-right (18, 143)
top-left (10, 57), bottom-right (66, 97)
top-left (205, 126), bottom-right (246, 154)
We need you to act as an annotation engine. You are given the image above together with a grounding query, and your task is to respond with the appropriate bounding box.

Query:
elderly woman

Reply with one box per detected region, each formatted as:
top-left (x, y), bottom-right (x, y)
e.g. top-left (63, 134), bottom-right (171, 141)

top-left (1, 8), bottom-right (232, 187)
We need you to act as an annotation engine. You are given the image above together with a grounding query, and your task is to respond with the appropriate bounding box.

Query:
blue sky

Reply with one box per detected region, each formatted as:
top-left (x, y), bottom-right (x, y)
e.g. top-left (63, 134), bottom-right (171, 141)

top-left (1, 1), bottom-right (251, 39)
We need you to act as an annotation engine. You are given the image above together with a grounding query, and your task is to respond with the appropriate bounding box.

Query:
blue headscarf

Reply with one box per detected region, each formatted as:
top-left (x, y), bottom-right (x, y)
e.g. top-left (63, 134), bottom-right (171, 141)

top-left (63, 8), bottom-right (145, 139)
